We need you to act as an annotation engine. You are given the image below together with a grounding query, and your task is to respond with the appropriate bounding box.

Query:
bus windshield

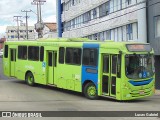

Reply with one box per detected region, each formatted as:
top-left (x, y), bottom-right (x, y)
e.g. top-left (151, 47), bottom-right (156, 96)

top-left (125, 54), bottom-right (154, 79)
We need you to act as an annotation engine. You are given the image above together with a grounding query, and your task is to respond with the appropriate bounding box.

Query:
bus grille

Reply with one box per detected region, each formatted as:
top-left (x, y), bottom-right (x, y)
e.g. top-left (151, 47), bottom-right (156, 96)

top-left (130, 88), bottom-right (152, 97)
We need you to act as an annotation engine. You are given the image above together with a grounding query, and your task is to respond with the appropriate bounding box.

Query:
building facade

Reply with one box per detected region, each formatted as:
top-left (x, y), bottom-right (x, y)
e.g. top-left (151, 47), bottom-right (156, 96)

top-left (43, 23), bottom-right (57, 38)
top-left (6, 26), bottom-right (35, 41)
top-left (147, 0), bottom-right (160, 89)
top-left (58, 0), bottom-right (147, 43)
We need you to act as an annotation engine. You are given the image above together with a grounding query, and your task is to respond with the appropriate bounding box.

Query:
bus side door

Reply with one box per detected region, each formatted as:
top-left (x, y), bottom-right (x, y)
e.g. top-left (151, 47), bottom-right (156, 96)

top-left (10, 49), bottom-right (16, 77)
top-left (47, 51), bottom-right (57, 85)
top-left (102, 54), bottom-right (117, 97)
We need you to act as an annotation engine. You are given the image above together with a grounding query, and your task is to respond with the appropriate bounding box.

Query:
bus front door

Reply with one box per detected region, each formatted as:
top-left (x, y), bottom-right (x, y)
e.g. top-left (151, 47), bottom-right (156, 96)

top-left (47, 51), bottom-right (57, 85)
top-left (102, 54), bottom-right (117, 98)
top-left (10, 49), bottom-right (16, 76)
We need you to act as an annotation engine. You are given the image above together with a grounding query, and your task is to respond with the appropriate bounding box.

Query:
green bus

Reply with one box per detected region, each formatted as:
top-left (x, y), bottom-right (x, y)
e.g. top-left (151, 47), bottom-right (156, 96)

top-left (3, 38), bottom-right (155, 100)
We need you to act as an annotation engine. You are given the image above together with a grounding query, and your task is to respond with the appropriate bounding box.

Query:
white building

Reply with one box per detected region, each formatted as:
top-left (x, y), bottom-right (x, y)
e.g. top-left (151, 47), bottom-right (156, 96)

top-left (43, 23), bottom-right (57, 38)
top-left (6, 26), bottom-right (35, 41)
top-left (59, 0), bottom-right (147, 43)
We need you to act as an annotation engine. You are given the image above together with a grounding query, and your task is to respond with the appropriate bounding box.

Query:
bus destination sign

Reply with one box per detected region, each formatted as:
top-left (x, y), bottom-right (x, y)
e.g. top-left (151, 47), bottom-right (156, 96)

top-left (126, 44), bottom-right (152, 52)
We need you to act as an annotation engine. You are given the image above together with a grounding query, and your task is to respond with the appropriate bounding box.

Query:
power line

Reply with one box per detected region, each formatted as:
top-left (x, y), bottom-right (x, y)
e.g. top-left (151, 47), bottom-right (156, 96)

top-left (21, 10), bottom-right (32, 39)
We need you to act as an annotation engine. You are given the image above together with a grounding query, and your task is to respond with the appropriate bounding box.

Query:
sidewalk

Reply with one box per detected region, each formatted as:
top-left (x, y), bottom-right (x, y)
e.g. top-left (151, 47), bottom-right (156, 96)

top-left (155, 89), bottom-right (160, 95)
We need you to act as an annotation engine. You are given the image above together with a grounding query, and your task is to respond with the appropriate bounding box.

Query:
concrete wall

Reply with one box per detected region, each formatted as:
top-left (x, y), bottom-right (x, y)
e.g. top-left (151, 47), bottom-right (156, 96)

top-left (147, 0), bottom-right (160, 89)
top-left (147, 0), bottom-right (160, 55)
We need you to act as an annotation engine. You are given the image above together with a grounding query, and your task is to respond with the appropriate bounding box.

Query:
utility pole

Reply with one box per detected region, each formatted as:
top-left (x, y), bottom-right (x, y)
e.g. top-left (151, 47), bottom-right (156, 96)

top-left (13, 16), bottom-right (22, 40)
top-left (31, 0), bottom-right (46, 38)
top-left (21, 10), bottom-right (31, 39)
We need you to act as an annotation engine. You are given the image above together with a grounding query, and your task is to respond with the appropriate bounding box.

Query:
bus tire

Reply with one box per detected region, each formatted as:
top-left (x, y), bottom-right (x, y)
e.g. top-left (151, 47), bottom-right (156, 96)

top-left (25, 72), bottom-right (35, 86)
top-left (84, 82), bottom-right (98, 100)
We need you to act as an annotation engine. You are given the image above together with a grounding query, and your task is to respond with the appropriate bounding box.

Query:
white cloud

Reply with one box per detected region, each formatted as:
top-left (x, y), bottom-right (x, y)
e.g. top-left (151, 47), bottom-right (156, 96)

top-left (0, 0), bottom-right (57, 36)
top-left (0, 25), bottom-right (7, 38)
top-left (0, 26), bottom-right (7, 33)
top-left (43, 15), bottom-right (57, 23)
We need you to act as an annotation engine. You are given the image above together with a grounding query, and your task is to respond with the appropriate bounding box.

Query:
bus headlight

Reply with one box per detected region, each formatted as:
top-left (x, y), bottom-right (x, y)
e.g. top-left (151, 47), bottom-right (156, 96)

top-left (147, 72), bottom-right (150, 77)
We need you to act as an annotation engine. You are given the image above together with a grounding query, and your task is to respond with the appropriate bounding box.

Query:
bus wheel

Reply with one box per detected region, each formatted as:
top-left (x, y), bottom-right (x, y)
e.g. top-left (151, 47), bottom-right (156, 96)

top-left (84, 82), bottom-right (98, 100)
top-left (25, 72), bottom-right (35, 86)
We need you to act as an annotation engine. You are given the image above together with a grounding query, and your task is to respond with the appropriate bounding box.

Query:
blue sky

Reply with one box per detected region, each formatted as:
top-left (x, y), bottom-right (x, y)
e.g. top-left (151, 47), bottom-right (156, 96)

top-left (0, 0), bottom-right (56, 37)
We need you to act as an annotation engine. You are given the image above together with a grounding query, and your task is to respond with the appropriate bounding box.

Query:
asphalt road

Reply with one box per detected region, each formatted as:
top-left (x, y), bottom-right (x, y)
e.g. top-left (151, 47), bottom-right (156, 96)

top-left (0, 58), bottom-right (160, 120)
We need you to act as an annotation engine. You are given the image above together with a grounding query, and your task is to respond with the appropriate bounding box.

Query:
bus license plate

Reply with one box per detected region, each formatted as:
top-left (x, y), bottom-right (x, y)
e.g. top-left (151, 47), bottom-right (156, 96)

top-left (139, 90), bottom-right (144, 95)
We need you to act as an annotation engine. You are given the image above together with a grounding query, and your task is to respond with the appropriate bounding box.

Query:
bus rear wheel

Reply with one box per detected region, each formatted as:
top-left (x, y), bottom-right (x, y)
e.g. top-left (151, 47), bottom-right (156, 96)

top-left (84, 82), bottom-right (98, 100)
top-left (25, 72), bottom-right (35, 86)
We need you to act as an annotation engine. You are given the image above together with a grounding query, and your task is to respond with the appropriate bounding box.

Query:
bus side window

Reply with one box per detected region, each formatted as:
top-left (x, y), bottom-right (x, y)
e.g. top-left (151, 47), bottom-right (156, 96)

top-left (73, 48), bottom-right (81, 64)
top-left (4, 45), bottom-right (8, 58)
top-left (40, 46), bottom-right (44, 62)
top-left (66, 48), bottom-right (72, 64)
top-left (59, 47), bottom-right (65, 64)
top-left (18, 46), bottom-right (27, 60)
top-left (83, 48), bottom-right (98, 66)
top-left (28, 46), bottom-right (39, 61)
top-left (65, 48), bottom-right (81, 65)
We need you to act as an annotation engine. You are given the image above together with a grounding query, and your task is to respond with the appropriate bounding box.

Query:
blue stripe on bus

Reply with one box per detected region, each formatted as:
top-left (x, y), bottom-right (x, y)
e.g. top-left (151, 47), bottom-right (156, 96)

top-left (81, 43), bottom-right (99, 89)
top-left (128, 78), bottom-right (153, 86)
top-left (83, 43), bottom-right (99, 48)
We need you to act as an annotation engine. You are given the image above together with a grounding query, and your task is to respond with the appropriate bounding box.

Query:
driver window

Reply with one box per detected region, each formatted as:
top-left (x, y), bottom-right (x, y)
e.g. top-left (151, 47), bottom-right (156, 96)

top-left (127, 56), bottom-right (139, 74)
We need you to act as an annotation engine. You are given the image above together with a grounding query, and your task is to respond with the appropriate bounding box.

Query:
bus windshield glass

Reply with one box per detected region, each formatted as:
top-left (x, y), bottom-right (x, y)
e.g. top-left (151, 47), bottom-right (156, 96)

top-left (125, 54), bottom-right (154, 79)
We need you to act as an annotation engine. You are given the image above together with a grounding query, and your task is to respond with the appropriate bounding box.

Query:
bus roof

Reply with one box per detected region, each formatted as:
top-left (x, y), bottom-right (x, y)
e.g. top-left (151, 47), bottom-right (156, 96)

top-left (4, 38), bottom-right (152, 53)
